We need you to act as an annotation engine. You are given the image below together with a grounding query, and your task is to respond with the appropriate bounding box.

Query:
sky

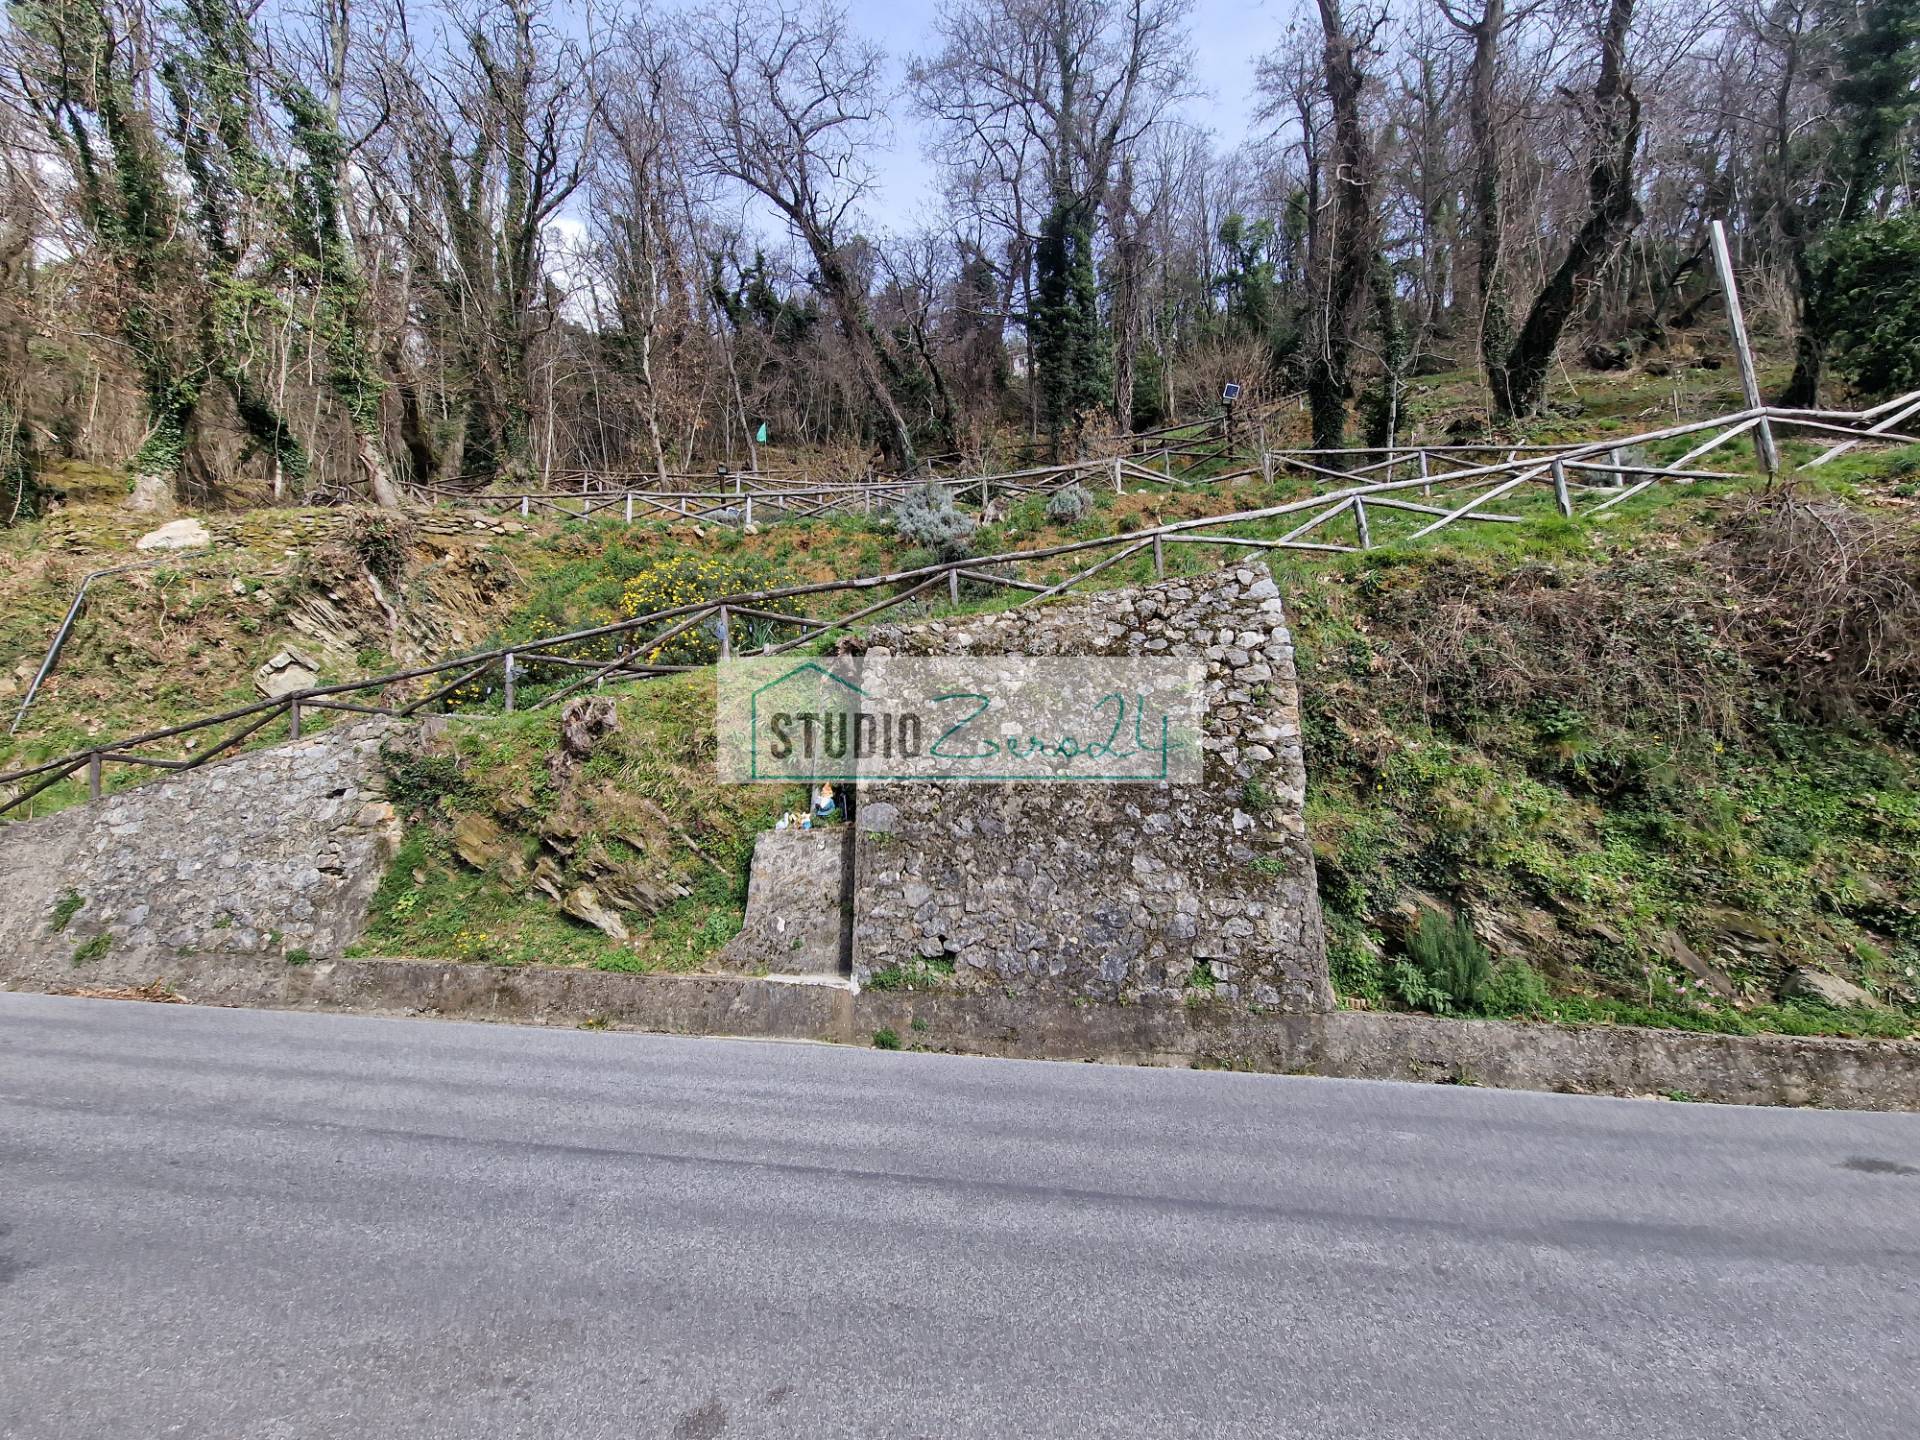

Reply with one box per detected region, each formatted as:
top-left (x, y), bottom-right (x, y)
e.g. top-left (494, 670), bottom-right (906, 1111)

top-left (547, 0), bottom-right (1303, 305)
top-left (839, 0), bottom-right (1296, 233)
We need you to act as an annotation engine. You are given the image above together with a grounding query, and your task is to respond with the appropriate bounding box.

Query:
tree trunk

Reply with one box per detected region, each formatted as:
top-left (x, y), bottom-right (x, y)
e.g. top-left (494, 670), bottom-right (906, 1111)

top-left (357, 429), bottom-right (404, 508)
top-left (811, 241), bottom-right (915, 469)
top-left (1458, 0), bottom-right (1514, 410)
top-left (1108, 160), bottom-right (1144, 431)
top-left (1498, 0), bottom-right (1641, 420)
top-left (1309, 0), bottom-right (1378, 454)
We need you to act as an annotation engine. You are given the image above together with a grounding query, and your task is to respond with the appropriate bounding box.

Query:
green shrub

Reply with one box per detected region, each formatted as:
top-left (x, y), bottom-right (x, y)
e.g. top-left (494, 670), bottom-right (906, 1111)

top-left (1388, 958), bottom-right (1452, 1013)
top-left (618, 552), bottom-right (799, 665)
top-left (1482, 958), bottom-right (1553, 1018)
top-left (72, 933), bottom-right (111, 966)
top-left (1401, 906), bottom-right (1492, 1014)
top-left (1325, 913), bottom-right (1386, 1003)
top-left (1814, 216), bottom-right (1920, 396)
top-left (1045, 483), bottom-right (1093, 523)
top-left (890, 483), bottom-right (976, 561)
top-left (871, 1027), bottom-right (903, 1050)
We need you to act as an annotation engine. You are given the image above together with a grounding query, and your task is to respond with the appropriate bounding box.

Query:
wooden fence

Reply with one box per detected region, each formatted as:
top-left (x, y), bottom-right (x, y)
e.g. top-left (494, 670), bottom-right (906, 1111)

top-left (411, 414), bottom-right (1251, 525)
top-left (4, 394), bottom-right (1915, 820)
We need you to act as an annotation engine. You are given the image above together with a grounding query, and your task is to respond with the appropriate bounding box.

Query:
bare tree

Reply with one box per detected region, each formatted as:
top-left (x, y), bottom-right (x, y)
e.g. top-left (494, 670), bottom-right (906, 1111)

top-left (377, 0), bottom-right (593, 481)
top-left (1306, 0), bottom-right (1383, 450)
top-left (592, 9), bottom-right (704, 484)
top-left (1498, 0), bottom-right (1643, 418)
top-left (913, 0), bottom-right (1192, 450)
top-left (1438, 0), bottom-right (1537, 409)
top-left (683, 0), bottom-right (915, 467)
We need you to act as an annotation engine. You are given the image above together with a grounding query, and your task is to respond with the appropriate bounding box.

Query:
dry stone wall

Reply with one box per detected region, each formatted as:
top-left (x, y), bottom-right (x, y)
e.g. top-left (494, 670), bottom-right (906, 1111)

top-left (850, 563), bottom-right (1331, 1012)
top-left (0, 720), bottom-right (400, 978)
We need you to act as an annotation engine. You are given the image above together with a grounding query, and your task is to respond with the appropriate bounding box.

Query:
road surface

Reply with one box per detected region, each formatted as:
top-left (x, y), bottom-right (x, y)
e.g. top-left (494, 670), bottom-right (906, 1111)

top-left (3, 991), bottom-right (1918, 1439)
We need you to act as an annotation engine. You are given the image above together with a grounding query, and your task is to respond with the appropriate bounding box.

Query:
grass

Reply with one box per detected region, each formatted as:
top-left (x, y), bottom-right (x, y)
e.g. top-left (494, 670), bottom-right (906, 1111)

top-left (1293, 456), bottom-right (1920, 1040)
top-left (48, 888), bottom-right (83, 934)
top-left (356, 675), bottom-right (798, 973)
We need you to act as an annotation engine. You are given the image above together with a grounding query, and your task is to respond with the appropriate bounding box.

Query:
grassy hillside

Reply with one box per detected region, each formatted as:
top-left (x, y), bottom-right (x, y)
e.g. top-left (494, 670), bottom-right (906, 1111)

top-left (3, 365), bottom-right (1916, 1037)
top-left (1286, 456), bottom-right (1920, 1038)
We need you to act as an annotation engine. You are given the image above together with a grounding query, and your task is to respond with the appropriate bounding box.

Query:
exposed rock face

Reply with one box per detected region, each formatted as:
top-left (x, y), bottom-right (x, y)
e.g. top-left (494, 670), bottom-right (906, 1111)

top-left (451, 812), bottom-right (508, 870)
top-left (134, 517), bottom-right (211, 551)
top-left (1782, 966), bottom-right (1882, 1010)
top-left (562, 886), bottom-right (629, 941)
top-left (850, 564), bottom-right (1331, 1012)
top-left (0, 720), bottom-right (399, 971)
top-left (255, 646), bottom-right (322, 698)
top-left (716, 827), bottom-right (850, 976)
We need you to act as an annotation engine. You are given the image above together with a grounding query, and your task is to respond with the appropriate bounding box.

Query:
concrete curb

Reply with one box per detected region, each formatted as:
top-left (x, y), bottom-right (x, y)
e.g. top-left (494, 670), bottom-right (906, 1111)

top-left (9, 950), bottom-right (1919, 1111)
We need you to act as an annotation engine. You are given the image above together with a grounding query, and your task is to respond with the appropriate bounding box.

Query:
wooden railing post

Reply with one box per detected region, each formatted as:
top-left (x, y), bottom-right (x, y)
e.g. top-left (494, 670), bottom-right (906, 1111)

top-left (717, 607), bottom-right (732, 660)
top-left (88, 751), bottom-right (101, 801)
top-left (1354, 499), bottom-right (1372, 550)
top-left (1152, 533), bottom-right (1165, 578)
top-left (519, 495), bottom-right (530, 518)
top-left (743, 496), bottom-right (754, 528)
top-left (948, 569), bottom-right (961, 606)
top-left (1551, 458), bottom-right (1573, 517)
top-left (503, 652), bottom-right (516, 713)
top-left (288, 697), bottom-right (302, 741)
top-left (625, 493), bottom-right (634, 523)
top-left (1709, 218), bottom-right (1781, 477)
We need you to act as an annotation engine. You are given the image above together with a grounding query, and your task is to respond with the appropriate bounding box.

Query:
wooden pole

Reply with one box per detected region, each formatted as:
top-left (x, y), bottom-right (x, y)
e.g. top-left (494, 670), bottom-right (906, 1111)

top-left (503, 653), bottom-right (516, 713)
top-left (1709, 219), bottom-right (1780, 477)
top-left (1551, 458), bottom-right (1573, 517)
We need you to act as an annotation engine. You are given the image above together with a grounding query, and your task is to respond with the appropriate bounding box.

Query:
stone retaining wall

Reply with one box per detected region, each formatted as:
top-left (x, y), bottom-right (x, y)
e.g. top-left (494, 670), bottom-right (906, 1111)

top-left (0, 720), bottom-right (399, 975)
top-left (850, 564), bottom-right (1331, 1011)
top-left (715, 827), bottom-right (849, 975)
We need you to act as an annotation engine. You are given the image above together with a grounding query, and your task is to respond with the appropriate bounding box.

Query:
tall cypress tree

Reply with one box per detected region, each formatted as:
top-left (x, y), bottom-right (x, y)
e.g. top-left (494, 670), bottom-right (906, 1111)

top-left (1032, 194), bottom-right (1108, 459)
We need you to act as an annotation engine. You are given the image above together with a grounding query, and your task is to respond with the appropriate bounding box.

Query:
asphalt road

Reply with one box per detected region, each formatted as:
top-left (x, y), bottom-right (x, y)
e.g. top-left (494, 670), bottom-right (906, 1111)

top-left (3, 993), bottom-right (1919, 1440)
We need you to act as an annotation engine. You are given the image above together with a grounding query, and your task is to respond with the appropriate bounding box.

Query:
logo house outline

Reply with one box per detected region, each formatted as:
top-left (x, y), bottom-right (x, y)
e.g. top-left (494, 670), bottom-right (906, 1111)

top-left (747, 660), bottom-right (867, 782)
